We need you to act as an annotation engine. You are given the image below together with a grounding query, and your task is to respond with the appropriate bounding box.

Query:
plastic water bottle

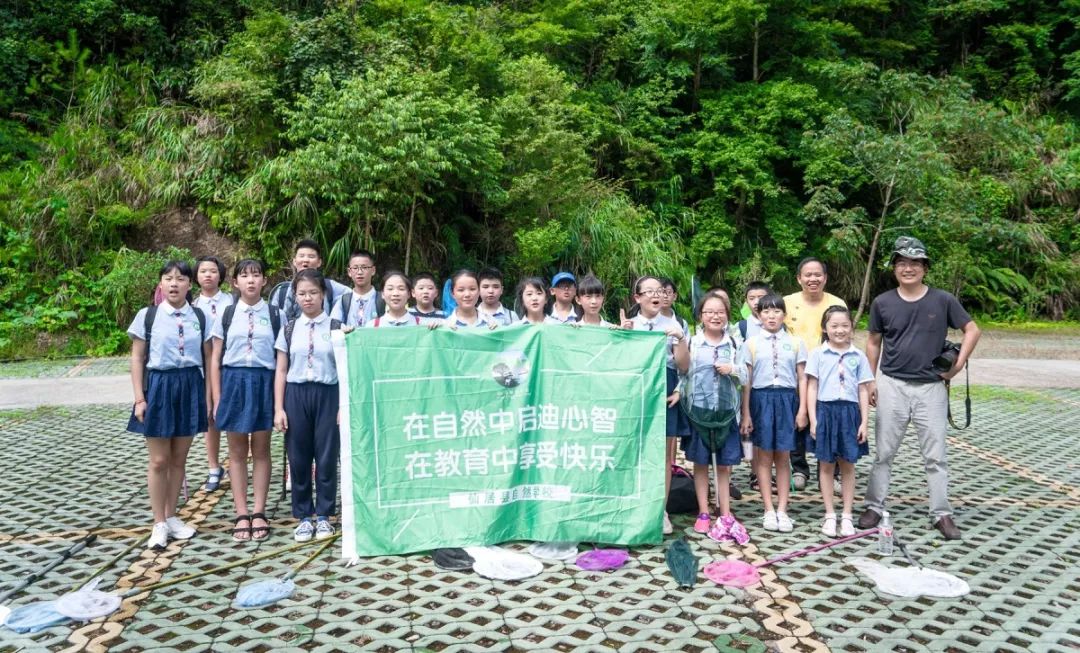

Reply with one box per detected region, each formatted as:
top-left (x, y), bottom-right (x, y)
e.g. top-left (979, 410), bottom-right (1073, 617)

top-left (878, 511), bottom-right (894, 555)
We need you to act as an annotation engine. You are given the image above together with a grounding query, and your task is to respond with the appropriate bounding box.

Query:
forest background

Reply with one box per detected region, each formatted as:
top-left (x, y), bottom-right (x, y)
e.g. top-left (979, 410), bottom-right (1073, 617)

top-left (0, 0), bottom-right (1077, 358)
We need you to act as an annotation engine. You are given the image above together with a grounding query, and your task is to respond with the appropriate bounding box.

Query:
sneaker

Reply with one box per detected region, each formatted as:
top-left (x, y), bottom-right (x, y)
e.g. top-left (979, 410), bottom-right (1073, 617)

top-left (294, 519), bottom-right (315, 542)
top-left (662, 512), bottom-right (673, 535)
top-left (777, 511), bottom-right (794, 532)
top-left (833, 477), bottom-right (843, 495)
top-left (707, 517), bottom-right (732, 543)
top-left (792, 472), bottom-right (807, 491)
top-left (693, 513), bottom-right (712, 534)
top-left (762, 511), bottom-right (779, 531)
top-left (165, 516), bottom-right (196, 540)
top-left (204, 467), bottom-right (224, 492)
top-left (840, 514), bottom-right (855, 536)
top-left (315, 519), bottom-right (336, 540)
top-left (147, 522), bottom-right (168, 550)
top-left (725, 515), bottom-right (751, 545)
top-left (821, 513), bottom-right (837, 537)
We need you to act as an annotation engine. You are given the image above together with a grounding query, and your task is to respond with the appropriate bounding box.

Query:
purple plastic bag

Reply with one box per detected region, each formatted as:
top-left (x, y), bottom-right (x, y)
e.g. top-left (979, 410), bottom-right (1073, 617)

top-left (576, 549), bottom-right (629, 571)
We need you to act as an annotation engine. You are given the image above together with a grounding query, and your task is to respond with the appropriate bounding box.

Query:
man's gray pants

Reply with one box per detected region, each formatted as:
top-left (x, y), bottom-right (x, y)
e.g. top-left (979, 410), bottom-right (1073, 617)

top-left (864, 374), bottom-right (952, 519)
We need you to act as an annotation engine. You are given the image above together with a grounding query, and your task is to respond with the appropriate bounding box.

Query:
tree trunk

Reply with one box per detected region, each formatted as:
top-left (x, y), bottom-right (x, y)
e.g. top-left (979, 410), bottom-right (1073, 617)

top-left (692, 48), bottom-right (702, 112)
top-left (752, 19), bottom-right (760, 82)
top-left (404, 195), bottom-right (417, 276)
top-left (854, 175), bottom-right (896, 324)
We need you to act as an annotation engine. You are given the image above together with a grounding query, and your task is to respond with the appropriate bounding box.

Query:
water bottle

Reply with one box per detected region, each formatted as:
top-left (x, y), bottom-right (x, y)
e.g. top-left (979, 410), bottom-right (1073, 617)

top-left (877, 511), bottom-right (894, 555)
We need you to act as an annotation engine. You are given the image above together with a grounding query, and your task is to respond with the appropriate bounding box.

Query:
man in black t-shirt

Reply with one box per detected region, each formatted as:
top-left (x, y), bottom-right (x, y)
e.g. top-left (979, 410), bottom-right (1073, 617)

top-left (857, 237), bottom-right (981, 540)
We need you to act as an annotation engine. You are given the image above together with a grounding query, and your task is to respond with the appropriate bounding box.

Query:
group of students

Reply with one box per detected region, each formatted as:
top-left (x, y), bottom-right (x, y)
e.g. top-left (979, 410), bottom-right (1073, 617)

top-left (127, 238), bottom-right (874, 550)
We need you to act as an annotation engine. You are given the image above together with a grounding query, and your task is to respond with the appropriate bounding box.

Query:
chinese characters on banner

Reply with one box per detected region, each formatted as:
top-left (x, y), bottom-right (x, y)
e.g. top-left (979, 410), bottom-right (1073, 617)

top-left (334, 324), bottom-right (667, 557)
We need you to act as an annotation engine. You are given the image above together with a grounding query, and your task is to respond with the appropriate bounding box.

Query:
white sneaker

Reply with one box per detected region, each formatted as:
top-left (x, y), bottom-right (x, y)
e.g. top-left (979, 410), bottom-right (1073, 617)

top-left (777, 512), bottom-right (794, 532)
top-left (315, 519), bottom-right (336, 540)
top-left (763, 511), bottom-right (779, 531)
top-left (662, 512), bottom-right (673, 535)
top-left (165, 516), bottom-right (196, 540)
top-left (147, 522), bottom-right (168, 549)
top-left (821, 513), bottom-right (837, 537)
top-left (294, 520), bottom-right (315, 542)
top-left (840, 514), bottom-right (855, 536)
top-left (833, 477), bottom-right (843, 495)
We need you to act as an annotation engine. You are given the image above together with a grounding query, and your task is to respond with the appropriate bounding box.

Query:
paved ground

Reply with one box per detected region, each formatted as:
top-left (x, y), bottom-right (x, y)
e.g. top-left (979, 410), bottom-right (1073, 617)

top-left (0, 352), bottom-right (1078, 652)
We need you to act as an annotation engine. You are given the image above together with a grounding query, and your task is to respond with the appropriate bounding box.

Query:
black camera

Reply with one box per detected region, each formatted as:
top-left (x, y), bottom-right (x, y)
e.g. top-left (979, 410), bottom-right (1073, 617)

top-left (932, 341), bottom-right (961, 373)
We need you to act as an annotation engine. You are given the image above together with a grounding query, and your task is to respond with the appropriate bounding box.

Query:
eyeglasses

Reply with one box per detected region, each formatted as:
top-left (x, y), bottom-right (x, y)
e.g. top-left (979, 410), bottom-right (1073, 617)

top-left (638, 289), bottom-right (671, 297)
top-left (894, 260), bottom-right (924, 270)
top-left (349, 265), bottom-right (375, 272)
top-left (700, 310), bottom-right (727, 317)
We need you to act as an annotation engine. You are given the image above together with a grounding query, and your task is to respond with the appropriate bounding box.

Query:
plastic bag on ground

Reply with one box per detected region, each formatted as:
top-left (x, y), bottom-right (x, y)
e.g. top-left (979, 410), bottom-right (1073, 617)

top-left (465, 546), bottom-right (543, 581)
top-left (847, 557), bottom-right (969, 598)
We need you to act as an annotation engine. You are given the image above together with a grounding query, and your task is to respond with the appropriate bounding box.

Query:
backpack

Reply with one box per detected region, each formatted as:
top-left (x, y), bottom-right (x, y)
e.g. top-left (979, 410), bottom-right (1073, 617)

top-left (269, 278), bottom-right (338, 321)
top-left (666, 465), bottom-right (697, 515)
top-left (282, 318), bottom-right (343, 371)
top-left (338, 290), bottom-right (385, 325)
top-left (142, 304), bottom-right (207, 391)
top-left (218, 303), bottom-right (282, 361)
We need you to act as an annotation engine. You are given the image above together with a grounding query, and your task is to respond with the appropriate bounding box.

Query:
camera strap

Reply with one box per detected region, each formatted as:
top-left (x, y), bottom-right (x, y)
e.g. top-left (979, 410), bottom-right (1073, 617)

top-left (945, 363), bottom-right (971, 430)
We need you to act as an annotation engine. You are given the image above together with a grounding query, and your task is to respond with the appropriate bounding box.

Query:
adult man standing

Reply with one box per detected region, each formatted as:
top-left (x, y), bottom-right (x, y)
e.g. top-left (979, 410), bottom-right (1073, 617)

top-left (858, 237), bottom-right (981, 540)
top-left (784, 258), bottom-right (846, 490)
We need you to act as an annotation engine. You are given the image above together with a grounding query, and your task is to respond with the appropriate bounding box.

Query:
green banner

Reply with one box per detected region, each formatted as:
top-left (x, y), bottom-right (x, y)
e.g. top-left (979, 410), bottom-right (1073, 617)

top-left (334, 324), bottom-right (667, 557)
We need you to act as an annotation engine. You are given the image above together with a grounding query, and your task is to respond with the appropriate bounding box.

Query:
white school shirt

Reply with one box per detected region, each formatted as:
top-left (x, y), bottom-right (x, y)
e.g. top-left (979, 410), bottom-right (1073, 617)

top-left (127, 302), bottom-right (212, 370)
top-left (546, 306), bottom-right (579, 324)
top-left (630, 312), bottom-right (680, 369)
top-left (210, 299), bottom-right (277, 370)
top-left (805, 343), bottom-right (874, 403)
top-left (274, 313), bottom-right (339, 384)
top-left (409, 307), bottom-right (446, 326)
top-left (192, 290), bottom-right (233, 327)
top-left (480, 304), bottom-right (519, 326)
top-left (366, 313), bottom-right (420, 327)
top-left (330, 288), bottom-right (378, 328)
top-left (443, 310), bottom-right (492, 329)
top-left (739, 329), bottom-right (807, 390)
top-left (685, 332), bottom-right (747, 414)
top-left (271, 277), bottom-right (349, 323)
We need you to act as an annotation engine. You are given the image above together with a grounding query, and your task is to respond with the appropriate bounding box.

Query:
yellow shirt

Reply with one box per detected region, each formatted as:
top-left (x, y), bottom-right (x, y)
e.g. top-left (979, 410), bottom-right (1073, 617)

top-left (783, 291), bottom-right (847, 354)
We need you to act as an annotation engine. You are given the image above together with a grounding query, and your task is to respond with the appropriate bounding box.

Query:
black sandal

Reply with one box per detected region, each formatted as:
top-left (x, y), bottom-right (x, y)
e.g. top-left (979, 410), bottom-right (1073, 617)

top-left (250, 512), bottom-right (271, 541)
top-left (232, 515), bottom-right (252, 542)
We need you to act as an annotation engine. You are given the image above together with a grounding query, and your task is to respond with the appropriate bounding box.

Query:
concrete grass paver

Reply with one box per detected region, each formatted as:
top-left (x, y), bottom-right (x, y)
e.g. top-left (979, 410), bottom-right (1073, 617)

top-left (0, 381), bottom-right (1077, 651)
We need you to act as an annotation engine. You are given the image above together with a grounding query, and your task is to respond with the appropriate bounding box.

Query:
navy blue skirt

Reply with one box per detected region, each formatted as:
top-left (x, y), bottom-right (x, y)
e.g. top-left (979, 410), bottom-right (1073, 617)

top-left (127, 367), bottom-right (208, 438)
top-left (749, 386), bottom-right (798, 452)
top-left (666, 368), bottom-right (690, 437)
top-left (681, 419), bottom-right (742, 466)
top-left (216, 366), bottom-right (275, 433)
top-left (809, 400), bottom-right (868, 463)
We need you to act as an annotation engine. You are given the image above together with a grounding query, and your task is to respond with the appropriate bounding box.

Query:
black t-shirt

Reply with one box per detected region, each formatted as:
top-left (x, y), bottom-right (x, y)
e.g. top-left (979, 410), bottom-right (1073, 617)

top-left (868, 287), bottom-right (972, 383)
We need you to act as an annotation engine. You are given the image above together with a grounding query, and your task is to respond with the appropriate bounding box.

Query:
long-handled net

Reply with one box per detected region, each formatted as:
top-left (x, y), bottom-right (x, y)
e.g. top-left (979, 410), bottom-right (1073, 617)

top-left (53, 539), bottom-right (315, 620)
top-left (234, 534), bottom-right (339, 609)
top-left (704, 529), bottom-right (878, 587)
top-left (680, 348), bottom-right (740, 516)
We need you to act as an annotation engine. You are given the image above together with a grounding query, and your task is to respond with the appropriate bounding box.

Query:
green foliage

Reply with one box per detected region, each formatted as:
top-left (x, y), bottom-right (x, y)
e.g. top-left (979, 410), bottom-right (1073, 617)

top-left (1, 0), bottom-right (1079, 357)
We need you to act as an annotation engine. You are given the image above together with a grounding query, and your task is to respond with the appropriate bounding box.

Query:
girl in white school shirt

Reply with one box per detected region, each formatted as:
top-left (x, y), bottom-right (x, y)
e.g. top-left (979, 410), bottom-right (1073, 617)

top-left (515, 277), bottom-right (549, 325)
top-left (368, 272), bottom-right (421, 327)
top-left (274, 269), bottom-right (350, 543)
top-left (619, 275), bottom-right (690, 535)
top-left (193, 255), bottom-right (233, 492)
top-left (441, 269), bottom-right (497, 330)
top-left (210, 259), bottom-right (281, 542)
top-left (127, 260), bottom-right (212, 550)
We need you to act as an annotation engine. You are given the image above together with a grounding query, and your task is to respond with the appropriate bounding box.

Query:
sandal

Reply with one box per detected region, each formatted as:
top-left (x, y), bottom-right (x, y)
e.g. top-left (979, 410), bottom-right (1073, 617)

top-left (232, 515), bottom-right (251, 542)
top-left (205, 467), bottom-right (225, 492)
top-left (251, 512), bottom-right (271, 541)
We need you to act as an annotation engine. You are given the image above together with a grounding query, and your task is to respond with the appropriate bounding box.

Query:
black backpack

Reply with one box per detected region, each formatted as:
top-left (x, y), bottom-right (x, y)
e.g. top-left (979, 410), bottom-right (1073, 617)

top-left (218, 303), bottom-right (283, 361)
top-left (142, 304), bottom-right (208, 391)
